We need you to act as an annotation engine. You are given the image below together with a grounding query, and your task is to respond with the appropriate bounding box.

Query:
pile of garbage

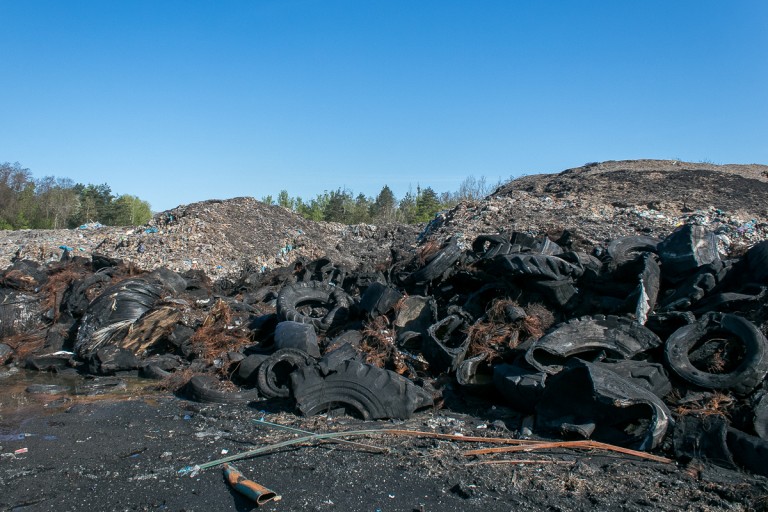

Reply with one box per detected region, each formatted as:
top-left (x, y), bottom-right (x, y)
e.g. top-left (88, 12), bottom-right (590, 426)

top-left (3, 220), bottom-right (768, 476)
top-left (0, 197), bottom-right (419, 281)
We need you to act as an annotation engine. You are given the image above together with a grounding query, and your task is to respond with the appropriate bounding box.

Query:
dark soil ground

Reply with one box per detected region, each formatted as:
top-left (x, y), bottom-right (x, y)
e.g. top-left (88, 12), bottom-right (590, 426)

top-left (2, 372), bottom-right (767, 512)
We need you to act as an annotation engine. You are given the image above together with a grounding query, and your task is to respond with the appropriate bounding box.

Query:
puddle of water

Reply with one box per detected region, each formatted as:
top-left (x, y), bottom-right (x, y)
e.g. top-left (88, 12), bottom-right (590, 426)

top-left (0, 368), bottom-right (166, 415)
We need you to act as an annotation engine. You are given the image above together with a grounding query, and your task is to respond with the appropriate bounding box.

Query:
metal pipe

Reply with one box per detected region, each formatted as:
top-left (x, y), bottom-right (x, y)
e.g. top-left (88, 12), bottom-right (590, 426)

top-left (222, 464), bottom-right (281, 505)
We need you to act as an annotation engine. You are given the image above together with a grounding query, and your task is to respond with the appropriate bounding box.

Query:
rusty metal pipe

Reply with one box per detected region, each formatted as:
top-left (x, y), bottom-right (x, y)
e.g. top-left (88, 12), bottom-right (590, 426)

top-left (222, 464), bottom-right (281, 505)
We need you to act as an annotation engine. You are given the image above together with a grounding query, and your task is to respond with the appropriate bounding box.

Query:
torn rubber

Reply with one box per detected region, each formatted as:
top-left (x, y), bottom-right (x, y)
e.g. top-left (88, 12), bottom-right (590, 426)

top-left (290, 359), bottom-right (433, 420)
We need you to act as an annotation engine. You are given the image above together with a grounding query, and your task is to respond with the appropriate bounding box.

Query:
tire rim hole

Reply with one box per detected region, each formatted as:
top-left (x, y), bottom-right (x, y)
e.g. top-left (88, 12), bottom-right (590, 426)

top-left (295, 300), bottom-right (331, 319)
top-left (689, 332), bottom-right (745, 374)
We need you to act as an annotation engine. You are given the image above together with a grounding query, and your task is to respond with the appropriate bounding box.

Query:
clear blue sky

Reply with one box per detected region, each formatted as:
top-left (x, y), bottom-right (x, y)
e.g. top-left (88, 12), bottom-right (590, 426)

top-left (1, 1), bottom-right (766, 212)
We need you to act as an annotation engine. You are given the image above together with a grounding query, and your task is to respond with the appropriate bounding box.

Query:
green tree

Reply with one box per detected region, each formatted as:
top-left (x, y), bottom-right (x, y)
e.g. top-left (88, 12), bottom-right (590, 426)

top-left (350, 193), bottom-right (372, 224)
top-left (397, 189), bottom-right (418, 224)
top-left (112, 194), bottom-right (152, 225)
top-left (324, 188), bottom-right (354, 223)
top-left (370, 185), bottom-right (396, 223)
top-left (277, 190), bottom-right (295, 210)
top-left (414, 186), bottom-right (441, 223)
top-left (0, 162), bottom-right (33, 229)
top-left (297, 193), bottom-right (329, 221)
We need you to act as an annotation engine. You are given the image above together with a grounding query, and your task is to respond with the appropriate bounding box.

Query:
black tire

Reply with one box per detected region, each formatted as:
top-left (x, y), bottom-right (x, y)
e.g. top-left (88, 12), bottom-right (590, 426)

top-left (256, 348), bottom-right (316, 398)
top-left (140, 364), bottom-right (172, 380)
top-left (290, 359), bottom-right (434, 420)
top-left (525, 315), bottom-right (662, 374)
top-left (237, 353), bottom-right (270, 382)
top-left (664, 312), bottom-right (768, 395)
top-left (493, 363), bottom-right (548, 413)
top-left (274, 321), bottom-right (320, 357)
top-left (407, 237), bottom-right (462, 284)
top-left (605, 235), bottom-right (660, 267)
top-left (659, 224), bottom-right (719, 279)
top-left (745, 241), bottom-right (768, 283)
top-left (727, 427), bottom-right (768, 476)
top-left (276, 281), bottom-right (352, 333)
top-left (493, 253), bottom-right (581, 280)
top-left (185, 375), bottom-right (260, 404)
top-left (422, 315), bottom-right (470, 373)
top-left (471, 235), bottom-right (510, 259)
top-left (359, 282), bottom-right (403, 317)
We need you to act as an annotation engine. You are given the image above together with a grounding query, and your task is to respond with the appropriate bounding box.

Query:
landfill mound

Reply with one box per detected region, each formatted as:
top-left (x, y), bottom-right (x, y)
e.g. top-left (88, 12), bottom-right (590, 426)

top-left (0, 197), bottom-right (419, 281)
top-left (423, 159), bottom-right (768, 256)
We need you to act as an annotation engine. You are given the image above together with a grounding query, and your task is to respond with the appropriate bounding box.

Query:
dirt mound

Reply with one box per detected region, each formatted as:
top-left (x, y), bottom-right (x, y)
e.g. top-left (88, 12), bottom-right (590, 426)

top-left (0, 197), bottom-right (418, 281)
top-left (498, 159), bottom-right (768, 215)
top-left (424, 159), bottom-right (768, 255)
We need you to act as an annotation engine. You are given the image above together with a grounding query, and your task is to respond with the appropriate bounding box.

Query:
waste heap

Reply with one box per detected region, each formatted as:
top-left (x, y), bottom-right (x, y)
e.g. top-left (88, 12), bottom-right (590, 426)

top-left (3, 222), bottom-right (768, 477)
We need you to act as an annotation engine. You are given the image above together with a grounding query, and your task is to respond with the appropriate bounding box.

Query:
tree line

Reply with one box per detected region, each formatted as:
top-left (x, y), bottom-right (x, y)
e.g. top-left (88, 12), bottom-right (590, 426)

top-left (262, 175), bottom-right (499, 225)
top-left (0, 162), bottom-right (152, 230)
top-left (2, 160), bottom-right (502, 230)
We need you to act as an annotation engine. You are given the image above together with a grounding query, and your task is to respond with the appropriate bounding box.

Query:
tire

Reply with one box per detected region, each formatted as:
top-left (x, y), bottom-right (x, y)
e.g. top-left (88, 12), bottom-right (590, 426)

top-left (659, 224), bottom-right (719, 279)
top-left (274, 321), bottom-right (320, 357)
top-left (422, 315), bottom-right (470, 373)
top-left (290, 359), bottom-right (434, 420)
top-left (745, 241), bottom-right (768, 283)
top-left (493, 254), bottom-right (581, 281)
top-left (605, 235), bottom-right (660, 268)
top-left (276, 281), bottom-right (352, 333)
top-left (664, 312), bottom-right (768, 395)
top-left (493, 363), bottom-right (548, 413)
top-left (359, 282), bottom-right (403, 317)
top-left (407, 237), bottom-right (462, 284)
top-left (525, 315), bottom-right (662, 374)
top-left (471, 235), bottom-right (511, 259)
top-left (256, 348), bottom-right (316, 398)
top-left (185, 375), bottom-right (260, 404)
top-left (140, 364), bottom-right (172, 380)
top-left (727, 427), bottom-right (768, 476)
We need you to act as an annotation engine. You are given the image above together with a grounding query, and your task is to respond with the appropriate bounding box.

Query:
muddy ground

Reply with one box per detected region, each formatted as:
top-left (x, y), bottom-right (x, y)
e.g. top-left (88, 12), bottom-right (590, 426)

top-left (1, 373), bottom-right (767, 512)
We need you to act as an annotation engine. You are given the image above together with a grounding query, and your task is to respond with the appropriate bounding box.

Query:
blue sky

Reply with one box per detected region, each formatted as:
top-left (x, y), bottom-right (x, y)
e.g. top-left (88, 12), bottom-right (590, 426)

top-left (1, 1), bottom-right (766, 212)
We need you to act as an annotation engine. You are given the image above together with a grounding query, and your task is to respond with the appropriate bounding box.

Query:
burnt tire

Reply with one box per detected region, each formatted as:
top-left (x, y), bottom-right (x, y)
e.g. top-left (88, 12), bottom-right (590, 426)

top-left (605, 235), bottom-right (660, 267)
top-left (493, 253), bottom-right (581, 280)
top-left (407, 237), bottom-right (462, 284)
top-left (256, 348), bottom-right (316, 398)
top-left (727, 427), bottom-right (768, 476)
top-left (185, 375), bottom-right (260, 404)
top-left (274, 321), bottom-right (320, 357)
top-left (276, 281), bottom-right (352, 333)
top-left (290, 359), bottom-right (434, 420)
top-left (525, 315), bottom-right (662, 374)
top-left (664, 312), bottom-right (768, 395)
top-left (140, 364), bottom-right (171, 380)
